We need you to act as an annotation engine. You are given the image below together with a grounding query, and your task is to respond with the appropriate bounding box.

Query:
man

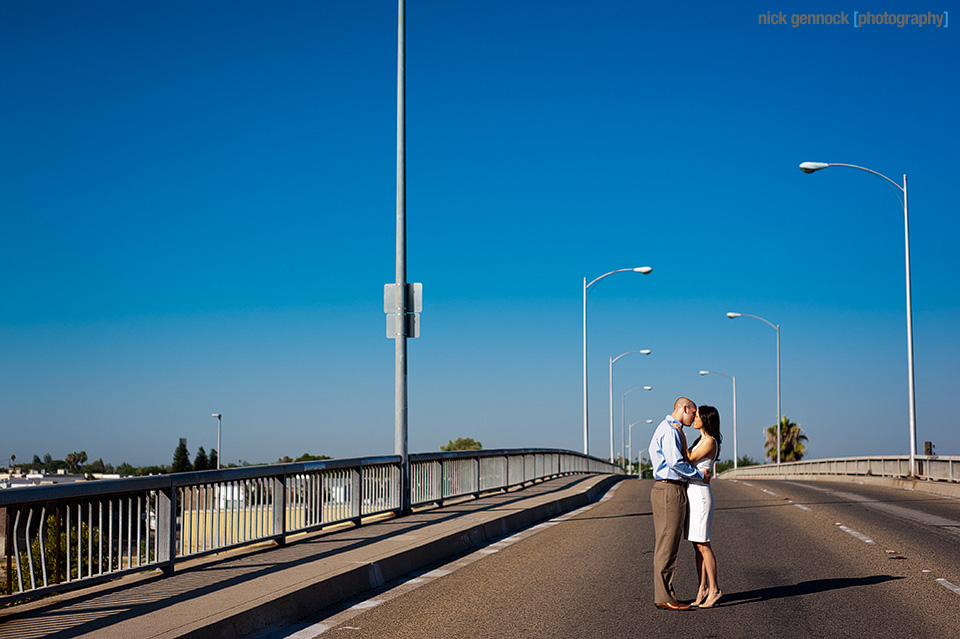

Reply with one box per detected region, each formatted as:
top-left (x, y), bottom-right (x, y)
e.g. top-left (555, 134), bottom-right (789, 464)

top-left (648, 397), bottom-right (710, 611)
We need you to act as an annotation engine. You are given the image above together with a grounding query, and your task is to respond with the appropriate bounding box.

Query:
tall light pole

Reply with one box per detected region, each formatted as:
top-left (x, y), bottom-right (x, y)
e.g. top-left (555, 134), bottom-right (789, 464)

top-left (389, 0), bottom-right (419, 514)
top-left (627, 419), bottom-right (653, 472)
top-left (627, 420), bottom-right (642, 475)
top-left (211, 413), bottom-right (222, 470)
top-left (609, 349), bottom-right (652, 462)
top-left (699, 370), bottom-right (737, 469)
top-left (628, 419), bottom-right (654, 475)
top-left (799, 161), bottom-right (917, 477)
top-left (582, 266), bottom-right (652, 455)
top-left (621, 384), bottom-right (653, 467)
top-left (726, 311), bottom-right (780, 464)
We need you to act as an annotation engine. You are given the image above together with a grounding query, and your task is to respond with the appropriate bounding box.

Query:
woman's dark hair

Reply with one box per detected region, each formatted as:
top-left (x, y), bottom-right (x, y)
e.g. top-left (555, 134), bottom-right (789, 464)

top-left (691, 404), bottom-right (722, 456)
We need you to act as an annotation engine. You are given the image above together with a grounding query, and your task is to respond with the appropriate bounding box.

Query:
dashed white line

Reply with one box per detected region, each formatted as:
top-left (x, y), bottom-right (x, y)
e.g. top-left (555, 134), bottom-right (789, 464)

top-left (761, 489), bottom-right (777, 496)
top-left (937, 578), bottom-right (960, 596)
top-left (838, 524), bottom-right (874, 544)
top-left (790, 483), bottom-right (960, 538)
top-left (793, 504), bottom-right (812, 511)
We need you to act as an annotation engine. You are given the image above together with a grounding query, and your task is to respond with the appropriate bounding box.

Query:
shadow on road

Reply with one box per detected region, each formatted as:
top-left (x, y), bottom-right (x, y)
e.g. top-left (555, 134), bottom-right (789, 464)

top-left (720, 574), bottom-right (903, 606)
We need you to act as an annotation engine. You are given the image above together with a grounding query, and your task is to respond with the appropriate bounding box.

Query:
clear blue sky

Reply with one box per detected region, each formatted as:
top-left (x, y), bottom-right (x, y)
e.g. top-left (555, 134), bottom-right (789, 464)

top-left (2, 1), bottom-right (957, 468)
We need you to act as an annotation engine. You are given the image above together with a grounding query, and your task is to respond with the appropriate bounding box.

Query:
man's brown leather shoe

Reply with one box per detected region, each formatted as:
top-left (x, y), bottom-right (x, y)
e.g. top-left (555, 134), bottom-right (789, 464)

top-left (655, 601), bottom-right (692, 611)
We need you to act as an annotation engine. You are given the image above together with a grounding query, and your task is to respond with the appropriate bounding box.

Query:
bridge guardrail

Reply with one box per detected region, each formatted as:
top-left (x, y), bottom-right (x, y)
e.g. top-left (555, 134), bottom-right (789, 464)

top-left (720, 454), bottom-right (959, 483)
top-left (0, 448), bottom-right (621, 603)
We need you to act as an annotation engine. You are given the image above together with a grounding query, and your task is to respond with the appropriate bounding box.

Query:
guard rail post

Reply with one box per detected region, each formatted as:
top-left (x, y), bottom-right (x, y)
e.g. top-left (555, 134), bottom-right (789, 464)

top-left (272, 473), bottom-right (287, 547)
top-left (157, 484), bottom-right (176, 575)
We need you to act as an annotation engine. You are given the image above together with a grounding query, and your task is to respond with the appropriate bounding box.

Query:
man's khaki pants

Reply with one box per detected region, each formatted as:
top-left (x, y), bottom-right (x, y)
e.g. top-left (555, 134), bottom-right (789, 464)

top-left (651, 480), bottom-right (688, 603)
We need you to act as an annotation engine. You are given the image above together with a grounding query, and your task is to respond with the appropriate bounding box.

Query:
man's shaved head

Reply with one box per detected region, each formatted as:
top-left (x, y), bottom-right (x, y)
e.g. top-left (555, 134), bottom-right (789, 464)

top-left (672, 397), bottom-right (698, 426)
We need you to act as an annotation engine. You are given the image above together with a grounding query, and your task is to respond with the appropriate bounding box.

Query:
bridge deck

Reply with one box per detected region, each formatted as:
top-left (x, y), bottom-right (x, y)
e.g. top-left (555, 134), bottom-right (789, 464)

top-left (0, 473), bottom-right (620, 639)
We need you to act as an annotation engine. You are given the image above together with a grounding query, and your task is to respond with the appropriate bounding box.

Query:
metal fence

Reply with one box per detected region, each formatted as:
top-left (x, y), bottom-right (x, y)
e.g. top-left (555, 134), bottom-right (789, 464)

top-left (1, 448), bottom-right (620, 603)
top-left (720, 454), bottom-right (959, 483)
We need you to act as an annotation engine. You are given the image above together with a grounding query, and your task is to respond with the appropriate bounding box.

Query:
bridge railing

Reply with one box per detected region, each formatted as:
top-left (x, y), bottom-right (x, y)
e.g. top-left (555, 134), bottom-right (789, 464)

top-left (720, 454), bottom-right (959, 483)
top-left (0, 448), bottom-right (620, 603)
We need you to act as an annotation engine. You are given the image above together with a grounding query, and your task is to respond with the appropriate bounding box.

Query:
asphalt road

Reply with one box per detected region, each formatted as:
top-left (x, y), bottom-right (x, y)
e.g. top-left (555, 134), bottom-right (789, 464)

top-left (266, 477), bottom-right (960, 639)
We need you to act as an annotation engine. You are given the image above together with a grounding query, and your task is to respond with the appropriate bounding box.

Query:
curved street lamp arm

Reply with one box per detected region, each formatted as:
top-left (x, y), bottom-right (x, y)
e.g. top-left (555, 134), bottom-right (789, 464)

top-left (611, 349), bottom-right (652, 365)
top-left (586, 267), bottom-right (650, 292)
top-left (700, 369), bottom-right (733, 382)
top-left (622, 385), bottom-right (652, 399)
top-left (821, 163), bottom-right (904, 194)
top-left (735, 312), bottom-right (778, 332)
top-left (801, 162), bottom-right (905, 206)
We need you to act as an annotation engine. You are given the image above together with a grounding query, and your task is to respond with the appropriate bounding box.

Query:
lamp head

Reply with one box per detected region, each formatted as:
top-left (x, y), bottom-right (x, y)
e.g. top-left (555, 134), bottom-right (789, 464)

top-left (646, 419), bottom-right (654, 423)
top-left (643, 386), bottom-right (652, 391)
top-left (799, 162), bottom-right (829, 174)
top-left (633, 266), bottom-right (653, 274)
top-left (212, 413), bottom-right (221, 419)
top-left (699, 370), bottom-right (710, 376)
top-left (726, 312), bottom-right (741, 319)
top-left (640, 349), bottom-right (652, 355)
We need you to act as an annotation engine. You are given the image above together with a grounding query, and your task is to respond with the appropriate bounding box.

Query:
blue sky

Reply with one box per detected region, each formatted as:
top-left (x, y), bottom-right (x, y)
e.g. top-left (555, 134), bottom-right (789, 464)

top-left (2, 1), bottom-right (957, 468)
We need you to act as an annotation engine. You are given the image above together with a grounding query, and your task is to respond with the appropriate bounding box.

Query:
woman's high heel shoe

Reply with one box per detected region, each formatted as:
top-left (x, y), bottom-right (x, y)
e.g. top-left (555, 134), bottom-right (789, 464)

top-left (699, 590), bottom-right (722, 608)
top-left (691, 590), bottom-right (708, 607)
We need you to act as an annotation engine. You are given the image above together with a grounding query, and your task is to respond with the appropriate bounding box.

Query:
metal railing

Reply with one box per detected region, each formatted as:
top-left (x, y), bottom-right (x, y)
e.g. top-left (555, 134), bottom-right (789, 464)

top-left (720, 454), bottom-right (959, 483)
top-left (1, 448), bottom-right (620, 603)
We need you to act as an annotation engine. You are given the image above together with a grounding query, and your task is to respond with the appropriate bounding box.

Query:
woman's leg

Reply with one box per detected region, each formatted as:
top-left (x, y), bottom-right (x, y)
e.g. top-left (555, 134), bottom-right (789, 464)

top-left (691, 543), bottom-right (707, 604)
top-left (696, 542), bottom-right (722, 606)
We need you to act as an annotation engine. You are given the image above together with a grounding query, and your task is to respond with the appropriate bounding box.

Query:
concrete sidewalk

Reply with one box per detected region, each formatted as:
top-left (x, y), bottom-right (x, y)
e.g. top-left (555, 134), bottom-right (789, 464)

top-left (0, 473), bottom-right (622, 639)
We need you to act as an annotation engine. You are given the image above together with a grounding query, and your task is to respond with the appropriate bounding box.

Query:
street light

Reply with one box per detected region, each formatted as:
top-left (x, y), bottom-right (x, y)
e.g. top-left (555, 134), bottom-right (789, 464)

top-left (799, 161), bottom-right (918, 477)
top-left (582, 266), bottom-right (652, 455)
top-left (700, 370), bottom-right (737, 469)
top-left (211, 413), bottom-right (222, 470)
top-left (627, 419), bottom-right (654, 475)
top-left (726, 311), bottom-right (780, 464)
top-left (621, 385), bottom-right (653, 467)
top-left (609, 349), bottom-right (652, 463)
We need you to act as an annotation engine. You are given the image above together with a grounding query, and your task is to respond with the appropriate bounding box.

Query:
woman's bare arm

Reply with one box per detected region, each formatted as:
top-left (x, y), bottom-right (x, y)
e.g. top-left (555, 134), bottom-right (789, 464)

top-left (687, 437), bottom-right (715, 463)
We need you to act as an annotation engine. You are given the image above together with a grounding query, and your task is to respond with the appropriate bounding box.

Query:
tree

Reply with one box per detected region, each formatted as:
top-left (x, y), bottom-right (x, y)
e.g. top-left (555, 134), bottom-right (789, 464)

top-left (172, 440), bottom-right (192, 473)
top-left (193, 447), bottom-right (209, 471)
top-left (441, 437), bottom-right (482, 452)
top-left (117, 462), bottom-right (138, 475)
top-left (715, 455), bottom-right (761, 474)
top-left (764, 416), bottom-right (808, 463)
top-left (65, 451), bottom-right (88, 473)
top-left (209, 448), bottom-right (218, 469)
top-left (82, 458), bottom-right (107, 475)
top-left (294, 453), bottom-right (331, 462)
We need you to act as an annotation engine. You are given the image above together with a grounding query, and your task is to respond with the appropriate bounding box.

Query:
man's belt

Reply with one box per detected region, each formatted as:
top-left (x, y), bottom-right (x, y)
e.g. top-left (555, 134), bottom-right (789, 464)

top-left (655, 479), bottom-right (686, 487)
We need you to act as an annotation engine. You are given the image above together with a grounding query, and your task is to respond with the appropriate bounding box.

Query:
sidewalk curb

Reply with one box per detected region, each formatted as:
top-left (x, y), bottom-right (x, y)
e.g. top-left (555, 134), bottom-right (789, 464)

top-left (187, 474), bottom-right (625, 639)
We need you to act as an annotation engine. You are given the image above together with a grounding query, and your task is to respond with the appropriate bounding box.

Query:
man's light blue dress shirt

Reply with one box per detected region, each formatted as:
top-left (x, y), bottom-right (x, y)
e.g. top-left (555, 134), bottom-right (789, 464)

top-left (649, 415), bottom-right (704, 482)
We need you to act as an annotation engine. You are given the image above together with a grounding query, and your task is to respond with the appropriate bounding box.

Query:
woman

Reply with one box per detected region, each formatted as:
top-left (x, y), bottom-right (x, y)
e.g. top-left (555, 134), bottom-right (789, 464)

top-left (685, 404), bottom-right (722, 608)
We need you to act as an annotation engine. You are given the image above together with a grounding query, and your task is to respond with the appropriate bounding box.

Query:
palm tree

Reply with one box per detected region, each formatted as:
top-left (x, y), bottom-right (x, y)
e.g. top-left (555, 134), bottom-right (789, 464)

top-left (764, 416), bottom-right (808, 462)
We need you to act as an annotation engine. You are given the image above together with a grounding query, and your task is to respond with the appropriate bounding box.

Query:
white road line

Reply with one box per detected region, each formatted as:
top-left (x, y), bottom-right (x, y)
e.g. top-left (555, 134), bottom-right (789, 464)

top-left (792, 483), bottom-right (960, 537)
top-left (793, 503), bottom-right (812, 511)
top-left (281, 623), bottom-right (332, 639)
top-left (937, 579), bottom-right (960, 596)
top-left (761, 489), bottom-right (777, 496)
top-left (838, 524), bottom-right (874, 544)
top-left (267, 482), bottom-right (623, 638)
